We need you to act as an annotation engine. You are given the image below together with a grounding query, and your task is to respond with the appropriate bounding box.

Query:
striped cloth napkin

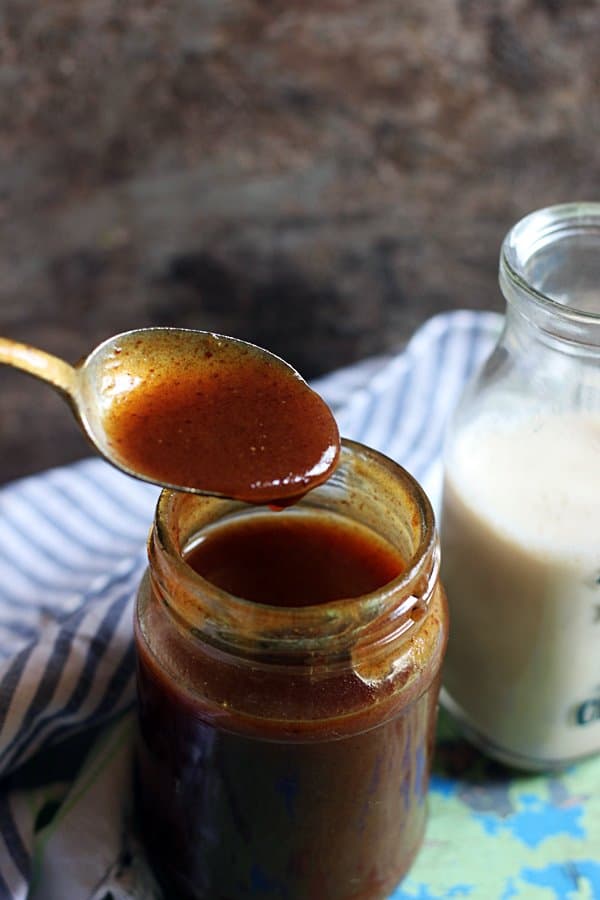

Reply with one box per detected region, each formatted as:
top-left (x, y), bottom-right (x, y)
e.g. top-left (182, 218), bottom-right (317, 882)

top-left (0, 310), bottom-right (502, 900)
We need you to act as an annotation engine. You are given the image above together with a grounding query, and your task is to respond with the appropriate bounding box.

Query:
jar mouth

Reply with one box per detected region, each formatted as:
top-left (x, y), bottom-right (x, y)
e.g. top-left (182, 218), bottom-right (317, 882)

top-left (500, 203), bottom-right (600, 328)
top-left (149, 439), bottom-right (438, 657)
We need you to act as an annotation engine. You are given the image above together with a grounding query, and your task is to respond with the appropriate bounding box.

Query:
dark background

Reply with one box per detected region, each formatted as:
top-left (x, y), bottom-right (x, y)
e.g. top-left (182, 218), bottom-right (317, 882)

top-left (1, 0), bottom-right (599, 483)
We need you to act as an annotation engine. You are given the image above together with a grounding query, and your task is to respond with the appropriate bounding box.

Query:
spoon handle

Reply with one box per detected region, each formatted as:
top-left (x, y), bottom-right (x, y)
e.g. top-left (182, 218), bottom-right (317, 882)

top-left (0, 337), bottom-right (76, 397)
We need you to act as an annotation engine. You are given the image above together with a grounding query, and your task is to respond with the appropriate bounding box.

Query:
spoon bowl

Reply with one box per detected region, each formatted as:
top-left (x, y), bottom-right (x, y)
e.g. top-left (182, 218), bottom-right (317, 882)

top-left (0, 328), bottom-right (340, 502)
top-left (74, 327), bottom-right (306, 488)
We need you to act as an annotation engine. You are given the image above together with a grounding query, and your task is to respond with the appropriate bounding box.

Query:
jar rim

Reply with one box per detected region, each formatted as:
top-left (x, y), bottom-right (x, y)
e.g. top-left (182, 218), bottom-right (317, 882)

top-left (149, 439), bottom-right (438, 657)
top-left (500, 202), bottom-right (600, 327)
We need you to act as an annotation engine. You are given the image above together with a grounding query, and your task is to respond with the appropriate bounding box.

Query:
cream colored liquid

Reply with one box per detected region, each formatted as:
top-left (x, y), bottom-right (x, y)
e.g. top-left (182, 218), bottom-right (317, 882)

top-left (441, 413), bottom-right (600, 766)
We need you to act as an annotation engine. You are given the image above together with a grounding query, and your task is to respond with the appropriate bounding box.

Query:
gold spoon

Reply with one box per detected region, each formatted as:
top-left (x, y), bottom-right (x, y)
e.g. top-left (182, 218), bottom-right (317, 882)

top-left (0, 328), bottom-right (340, 502)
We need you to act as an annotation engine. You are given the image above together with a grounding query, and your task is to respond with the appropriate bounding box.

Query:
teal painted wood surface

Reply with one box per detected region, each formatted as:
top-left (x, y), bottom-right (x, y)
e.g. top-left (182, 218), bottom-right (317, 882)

top-left (392, 709), bottom-right (600, 899)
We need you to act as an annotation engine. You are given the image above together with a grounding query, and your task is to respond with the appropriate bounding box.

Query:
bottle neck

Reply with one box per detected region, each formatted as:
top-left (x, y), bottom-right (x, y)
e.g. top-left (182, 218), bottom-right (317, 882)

top-left (499, 203), bottom-right (600, 357)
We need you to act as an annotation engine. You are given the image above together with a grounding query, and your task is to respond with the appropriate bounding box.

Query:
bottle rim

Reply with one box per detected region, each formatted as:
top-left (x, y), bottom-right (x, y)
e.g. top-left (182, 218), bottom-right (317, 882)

top-left (500, 202), bottom-right (600, 331)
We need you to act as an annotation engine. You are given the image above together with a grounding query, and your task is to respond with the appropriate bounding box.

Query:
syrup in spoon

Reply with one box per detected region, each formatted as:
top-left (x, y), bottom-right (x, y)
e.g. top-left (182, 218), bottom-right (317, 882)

top-left (0, 328), bottom-right (340, 503)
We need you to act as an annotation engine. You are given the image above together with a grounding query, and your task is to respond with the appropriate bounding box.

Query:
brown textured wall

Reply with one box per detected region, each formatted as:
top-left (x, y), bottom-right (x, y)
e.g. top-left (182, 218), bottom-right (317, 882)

top-left (1, 0), bottom-right (599, 482)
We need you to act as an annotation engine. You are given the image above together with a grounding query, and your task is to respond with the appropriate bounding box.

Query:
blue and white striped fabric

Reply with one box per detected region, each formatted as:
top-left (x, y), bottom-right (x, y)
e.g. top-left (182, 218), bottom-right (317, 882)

top-left (0, 310), bottom-right (502, 900)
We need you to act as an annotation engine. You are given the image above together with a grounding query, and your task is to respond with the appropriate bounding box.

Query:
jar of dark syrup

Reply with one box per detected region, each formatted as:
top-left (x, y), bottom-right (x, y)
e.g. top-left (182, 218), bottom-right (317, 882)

top-left (134, 440), bottom-right (448, 899)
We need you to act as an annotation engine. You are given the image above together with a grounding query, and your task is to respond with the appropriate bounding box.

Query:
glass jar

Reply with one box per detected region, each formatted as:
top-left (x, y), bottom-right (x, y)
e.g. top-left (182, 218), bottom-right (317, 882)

top-left (441, 203), bottom-right (600, 770)
top-left (134, 439), bottom-right (447, 900)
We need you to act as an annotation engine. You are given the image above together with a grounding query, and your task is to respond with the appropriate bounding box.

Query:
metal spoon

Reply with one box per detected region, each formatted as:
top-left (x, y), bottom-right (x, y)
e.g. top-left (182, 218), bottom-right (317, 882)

top-left (0, 328), bottom-right (339, 500)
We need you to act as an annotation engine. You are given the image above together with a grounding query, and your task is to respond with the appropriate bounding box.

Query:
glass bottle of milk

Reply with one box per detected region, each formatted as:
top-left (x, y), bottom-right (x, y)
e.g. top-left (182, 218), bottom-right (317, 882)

top-left (441, 203), bottom-right (600, 770)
